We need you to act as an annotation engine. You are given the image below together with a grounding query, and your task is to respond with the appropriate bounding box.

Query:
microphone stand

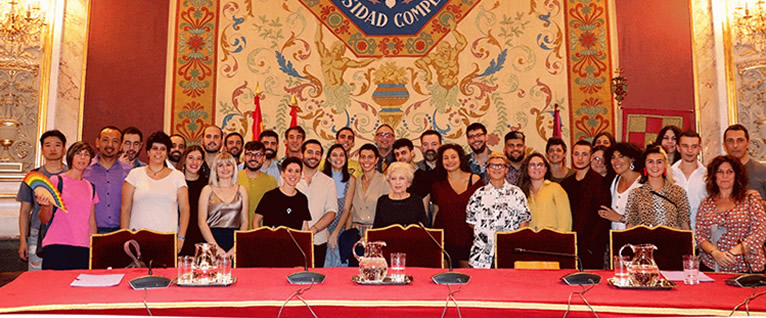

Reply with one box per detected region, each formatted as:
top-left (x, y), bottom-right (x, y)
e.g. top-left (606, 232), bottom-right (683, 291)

top-left (513, 248), bottom-right (601, 285)
top-left (418, 223), bottom-right (470, 285)
top-left (285, 228), bottom-right (326, 284)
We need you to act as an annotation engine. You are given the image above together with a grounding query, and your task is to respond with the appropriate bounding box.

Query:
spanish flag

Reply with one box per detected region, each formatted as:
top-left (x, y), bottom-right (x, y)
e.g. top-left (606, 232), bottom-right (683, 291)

top-left (252, 89), bottom-right (263, 141)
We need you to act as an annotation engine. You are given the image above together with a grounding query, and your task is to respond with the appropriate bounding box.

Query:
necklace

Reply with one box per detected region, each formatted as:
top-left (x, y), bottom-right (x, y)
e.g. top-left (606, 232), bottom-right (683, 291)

top-left (147, 166), bottom-right (165, 176)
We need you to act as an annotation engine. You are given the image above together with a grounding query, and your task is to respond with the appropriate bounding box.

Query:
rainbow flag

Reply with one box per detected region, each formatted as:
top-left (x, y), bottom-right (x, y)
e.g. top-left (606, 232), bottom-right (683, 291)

top-left (23, 171), bottom-right (67, 212)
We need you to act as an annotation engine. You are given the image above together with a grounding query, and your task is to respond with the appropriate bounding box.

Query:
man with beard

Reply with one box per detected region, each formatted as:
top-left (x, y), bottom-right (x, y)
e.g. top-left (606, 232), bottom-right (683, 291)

top-left (200, 125), bottom-right (223, 177)
top-left (288, 139), bottom-right (337, 267)
top-left (393, 138), bottom-right (432, 216)
top-left (277, 126), bottom-right (306, 167)
top-left (224, 132), bottom-right (244, 167)
top-left (465, 123), bottom-right (492, 180)
top-left (84, 126), bottom-right (134, 234)
top-left (724, 124), bottom-right (766, 200)
top-left (167, 134), bottom-right (186, 169)
top-left (236, 141), bottom-right (277, 227)
top-left (319, 127), bottom-right (362, 177)
top-left (560, 140), bottom-right (611, 269)
top-left (119, 127), bottom-right (145, 167)
top-left (416, 130), bottom-right (442, 172)
top-left (503, 131), bottom-right (526, 186)
top-left (374, 124), bottom-right (396, 172)
top-left (259, 130), bottom-right (281, 180)
top-left (17, 130), bottom-right (67, 270)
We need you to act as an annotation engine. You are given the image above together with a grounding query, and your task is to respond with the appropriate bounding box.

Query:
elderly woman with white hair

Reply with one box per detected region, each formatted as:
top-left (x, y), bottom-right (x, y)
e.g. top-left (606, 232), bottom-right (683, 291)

top-left (373, 162), bottom-right (428, 228)
top-left (625, 145), bottom-right (690, 230)
top-left (198, 152), bottom-right (249, 254)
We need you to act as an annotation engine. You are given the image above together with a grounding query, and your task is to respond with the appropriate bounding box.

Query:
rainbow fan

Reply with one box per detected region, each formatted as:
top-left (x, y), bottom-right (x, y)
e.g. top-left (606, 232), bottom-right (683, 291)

top-left (23, 171), bottom-right (67, 212)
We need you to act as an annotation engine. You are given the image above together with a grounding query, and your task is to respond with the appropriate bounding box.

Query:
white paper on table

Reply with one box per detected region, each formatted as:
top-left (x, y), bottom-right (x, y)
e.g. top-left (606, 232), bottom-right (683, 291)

top-left (70, 274), bottom-right (125, 287)
top-left (660, 270), bottom-right (714, 282)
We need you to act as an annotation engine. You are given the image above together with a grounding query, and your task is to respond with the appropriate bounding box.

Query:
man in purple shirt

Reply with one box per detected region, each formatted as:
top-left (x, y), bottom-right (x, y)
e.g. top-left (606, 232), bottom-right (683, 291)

top-left (84, 126), bottom-right (134, 233)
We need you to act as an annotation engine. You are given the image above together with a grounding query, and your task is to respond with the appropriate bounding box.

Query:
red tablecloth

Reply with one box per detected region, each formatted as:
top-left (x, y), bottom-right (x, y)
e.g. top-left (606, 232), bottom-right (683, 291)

top-left (0, 267), bottom-right (763, 317)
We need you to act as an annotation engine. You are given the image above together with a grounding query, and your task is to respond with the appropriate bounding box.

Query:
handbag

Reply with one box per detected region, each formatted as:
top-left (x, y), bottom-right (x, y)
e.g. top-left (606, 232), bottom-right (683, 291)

top-left (35, 175), bottom-right (63, 258)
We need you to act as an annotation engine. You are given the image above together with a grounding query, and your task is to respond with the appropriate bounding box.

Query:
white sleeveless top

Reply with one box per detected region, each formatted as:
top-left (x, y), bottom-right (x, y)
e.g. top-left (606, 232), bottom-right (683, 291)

top-left (609, 175), bottom-right (641, 230)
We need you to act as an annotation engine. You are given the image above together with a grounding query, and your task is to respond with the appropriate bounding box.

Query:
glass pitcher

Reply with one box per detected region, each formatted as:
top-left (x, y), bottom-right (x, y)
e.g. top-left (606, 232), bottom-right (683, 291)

top-left (353, 240), bottom-right (388, 282)
top-left (619, 243), bottom-right (660, 286)
top-left (193, 243), bottom-right (219, 283)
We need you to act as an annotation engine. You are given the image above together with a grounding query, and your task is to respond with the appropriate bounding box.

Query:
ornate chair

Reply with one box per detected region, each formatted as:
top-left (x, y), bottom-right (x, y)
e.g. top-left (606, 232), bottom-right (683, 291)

top-left (610, 225), bottom-right (694, 270)
top-left (495, 228), bottom-right (578, 269)
top-left (234, 227), bottom-right (314, 268)
top-left (365, 224), bottom-right (444, 268)
top-left (90, 229), bottom-right (176, 270)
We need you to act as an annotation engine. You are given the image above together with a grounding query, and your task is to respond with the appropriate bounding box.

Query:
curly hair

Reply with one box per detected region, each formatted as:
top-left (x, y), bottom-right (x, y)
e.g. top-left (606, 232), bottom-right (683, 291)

top-left (519, 152), bottom-right (551, 197)
top-left (434, 144), bottom-right (471, 181)
top-left (705, 155), bottom-right (749, 203)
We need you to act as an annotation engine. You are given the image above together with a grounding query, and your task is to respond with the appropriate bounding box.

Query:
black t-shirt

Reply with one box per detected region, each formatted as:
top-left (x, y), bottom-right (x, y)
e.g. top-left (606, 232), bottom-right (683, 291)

top-left (254, 188), bottom-right (312, 230)
top-left (408, 169), bottom-right (432, 198)
top-left (373, 194), bottom-right (428, 228)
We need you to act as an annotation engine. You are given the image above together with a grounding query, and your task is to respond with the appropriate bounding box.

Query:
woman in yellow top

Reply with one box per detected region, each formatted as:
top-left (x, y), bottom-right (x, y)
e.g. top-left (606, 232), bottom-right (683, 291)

top-left (519, 153), bottom-right (572, 231)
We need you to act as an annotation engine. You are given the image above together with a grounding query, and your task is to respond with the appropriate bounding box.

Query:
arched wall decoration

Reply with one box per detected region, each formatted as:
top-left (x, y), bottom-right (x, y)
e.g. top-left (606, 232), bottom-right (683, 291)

top-left (169, 0), bottom-right (615, 154)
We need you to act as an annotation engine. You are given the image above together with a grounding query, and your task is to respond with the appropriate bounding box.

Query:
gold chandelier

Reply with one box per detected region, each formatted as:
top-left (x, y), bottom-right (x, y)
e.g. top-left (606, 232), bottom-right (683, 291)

top-left (0, 0), bottom-right (45, 44)
top-left (733, 0), bottom-right (766, 53)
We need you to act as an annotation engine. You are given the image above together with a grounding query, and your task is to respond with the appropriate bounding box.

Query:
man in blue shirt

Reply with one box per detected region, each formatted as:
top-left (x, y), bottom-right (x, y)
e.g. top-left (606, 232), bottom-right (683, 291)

top-left (84, 126), bottom-right (133, 233)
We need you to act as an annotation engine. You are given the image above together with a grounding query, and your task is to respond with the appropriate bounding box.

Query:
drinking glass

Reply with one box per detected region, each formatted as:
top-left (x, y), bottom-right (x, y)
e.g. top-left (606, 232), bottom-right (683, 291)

top-left (683, 254), bottom-right (700, 285)
top-left (390, 252), bottom-right (406, 282)
top-left (177, 256), bottom-right (194, 284)
top-left (613, 255), bottom-right (630, 285)
top-left (217, 254), bottom-right (233, 284)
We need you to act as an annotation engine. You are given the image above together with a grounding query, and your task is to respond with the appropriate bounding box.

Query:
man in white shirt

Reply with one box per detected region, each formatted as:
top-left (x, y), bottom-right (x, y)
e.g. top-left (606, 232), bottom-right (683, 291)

top-left (294, 139), bottom-right (338, 267)
top-left (671, 130), bottom-right (707, 231)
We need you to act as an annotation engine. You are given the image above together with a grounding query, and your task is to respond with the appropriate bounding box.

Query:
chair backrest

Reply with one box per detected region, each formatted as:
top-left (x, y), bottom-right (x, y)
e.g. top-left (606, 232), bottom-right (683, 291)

top-left (495, 228), bottom-right (578, 269)
top-left (365, 224), bottom-right (444, 268)
top-left (90, 229), bottom-right (176, 270)
top-left (234, 227), bottom-right (314, 268)
top-left (610, 225), bottom-right (694, 270)
top-left (514, 261), bottom-right (561, 269)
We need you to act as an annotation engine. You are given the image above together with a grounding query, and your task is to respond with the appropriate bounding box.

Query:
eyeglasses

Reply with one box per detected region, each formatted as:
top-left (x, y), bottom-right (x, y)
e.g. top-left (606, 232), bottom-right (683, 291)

top-left (592, 157), bottom-right (604, 162)
top-left (245, 152), bottom-right (264, 158)
top-left (467, 133), bottom-right (485, 139)
top-left (528, 162), bottom-right (545, 169)
top-left (488, 163), bottom-right (507, 169)
top-left (376, 132), bottom-right (393, 138)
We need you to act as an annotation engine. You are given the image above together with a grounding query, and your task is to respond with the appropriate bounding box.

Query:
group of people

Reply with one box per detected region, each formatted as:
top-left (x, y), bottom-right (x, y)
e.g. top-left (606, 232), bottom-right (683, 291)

top-left (16, 121), bottom-right (766, 273)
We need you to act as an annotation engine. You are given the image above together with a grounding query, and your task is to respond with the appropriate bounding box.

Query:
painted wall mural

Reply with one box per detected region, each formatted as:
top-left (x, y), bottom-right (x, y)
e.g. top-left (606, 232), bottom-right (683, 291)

top-left (170, 0), bottom-right (615, 155)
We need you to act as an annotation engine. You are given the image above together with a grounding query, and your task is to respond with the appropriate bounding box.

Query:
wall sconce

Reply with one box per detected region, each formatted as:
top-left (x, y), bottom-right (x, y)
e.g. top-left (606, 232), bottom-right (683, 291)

top-left (611, 69), bottom-right (628, 107)
top-left (733, 0), bottom-right (766, 53)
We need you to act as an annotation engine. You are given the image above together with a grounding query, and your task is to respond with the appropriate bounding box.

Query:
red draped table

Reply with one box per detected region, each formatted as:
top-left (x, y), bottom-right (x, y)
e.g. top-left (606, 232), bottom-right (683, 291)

top-left (0, 267), bottom-right (763, 317)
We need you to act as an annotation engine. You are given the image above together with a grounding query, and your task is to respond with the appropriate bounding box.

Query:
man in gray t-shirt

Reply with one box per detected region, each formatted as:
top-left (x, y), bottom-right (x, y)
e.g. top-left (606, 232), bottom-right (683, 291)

top-left (16, 130), bottom-right (67, 271)
top-left (724, 124), bottom-right (766, 199)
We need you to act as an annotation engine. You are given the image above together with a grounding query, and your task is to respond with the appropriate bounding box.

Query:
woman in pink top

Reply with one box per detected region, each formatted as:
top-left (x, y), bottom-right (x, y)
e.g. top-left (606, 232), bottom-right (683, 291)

top-left (37, 142), bottom-right (99, 270)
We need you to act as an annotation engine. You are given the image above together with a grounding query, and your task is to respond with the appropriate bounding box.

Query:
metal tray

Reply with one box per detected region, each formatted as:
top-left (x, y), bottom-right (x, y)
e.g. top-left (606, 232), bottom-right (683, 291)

top-left (607, 277), bottom-right (676, 290)
top-left (352, 275), bottom-right (413, 285)
top-left (173, 276), bottom-right (237, 287)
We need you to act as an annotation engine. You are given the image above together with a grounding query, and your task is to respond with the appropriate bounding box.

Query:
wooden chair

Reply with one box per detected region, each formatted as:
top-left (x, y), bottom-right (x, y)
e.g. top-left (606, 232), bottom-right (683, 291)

top-left (365, 224), bottom-right (444, 268)
top-left (495, 228), bottom-right (578, 269)
top-left (90, 229), bottom-right (176, 270)
top-left (234, 227), bottom-right (314, 268)
top-left (610, 225), bottom-right (695, 270)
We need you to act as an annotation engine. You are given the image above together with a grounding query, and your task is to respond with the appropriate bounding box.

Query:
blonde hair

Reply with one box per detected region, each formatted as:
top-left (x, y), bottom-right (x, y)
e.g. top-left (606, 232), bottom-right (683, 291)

top-left (209, 152), bottom-right (238, 187)
top-left (385, 161), bottom-right (415, 184)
